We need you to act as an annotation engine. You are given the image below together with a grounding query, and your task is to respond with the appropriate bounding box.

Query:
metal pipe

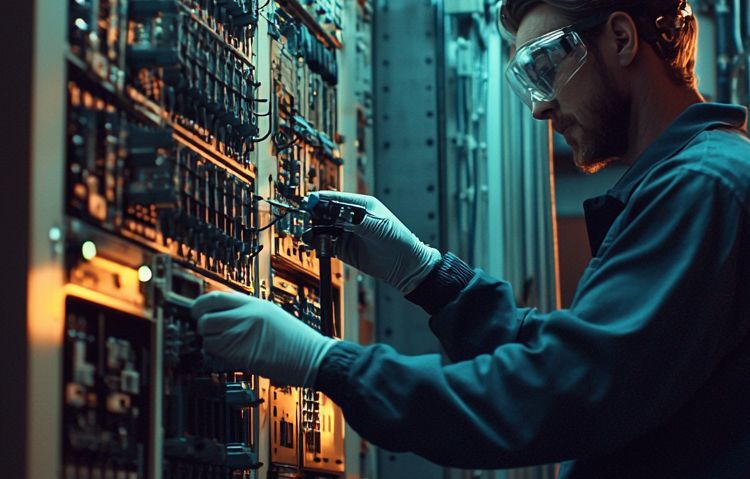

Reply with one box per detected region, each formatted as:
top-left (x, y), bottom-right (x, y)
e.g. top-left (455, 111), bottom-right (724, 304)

top-left (715, 0), bottom-right (733, 102)
top-left (715, 0), bottom-right (745, 103)
top-left (731, 0), bottom-right (746, 104)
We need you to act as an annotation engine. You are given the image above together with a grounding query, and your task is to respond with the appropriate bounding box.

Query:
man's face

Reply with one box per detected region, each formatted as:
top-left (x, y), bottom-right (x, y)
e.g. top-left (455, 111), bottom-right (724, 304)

top-left (514, 4), bottom-right (630, 172)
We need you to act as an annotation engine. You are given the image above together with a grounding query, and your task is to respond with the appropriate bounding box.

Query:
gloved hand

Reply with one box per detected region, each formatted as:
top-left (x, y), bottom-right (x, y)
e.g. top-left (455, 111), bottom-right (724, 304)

top-left (306, 191), bottom-right (441, 294)
top-left (191, 291), bottom-right (337, 387)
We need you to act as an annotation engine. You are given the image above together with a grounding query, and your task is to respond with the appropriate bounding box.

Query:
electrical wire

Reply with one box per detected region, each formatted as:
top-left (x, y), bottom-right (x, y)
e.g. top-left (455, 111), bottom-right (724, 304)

top-left (257, 213), bottom-right (286, 233)
top-left (254, 105), bottom-right (272, 116)
top-left (256, 197), bottom-right (309, 233)
top-left (253, 94), bottom-right (277, 142)
top-left (261, 197), bottom-right (307, 214)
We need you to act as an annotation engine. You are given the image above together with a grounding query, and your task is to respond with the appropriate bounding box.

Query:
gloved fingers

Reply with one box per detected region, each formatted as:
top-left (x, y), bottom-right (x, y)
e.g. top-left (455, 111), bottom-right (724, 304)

top-left (200, 334), bottom-right (249, 369)
top-left (312, 190), bottom-right (378, 210)
top-left (332, 230), bottom-right (355, 261)
top-left (304, 223), bottom-right (374, 267)
top-left (333, 230), bottom-right (376, 268)
top-left (196, 307), bottom-right (257, 336)
top-left (302, 225), bottom-right (360, 248)
top-left (191, 291), bottom-right (251, 320)
top-left (332, 212), bottom-right (388, 235)
top-left (301, 228), bottom-right (315, 248)
top-left (355, 213), bottom-right (392, 238)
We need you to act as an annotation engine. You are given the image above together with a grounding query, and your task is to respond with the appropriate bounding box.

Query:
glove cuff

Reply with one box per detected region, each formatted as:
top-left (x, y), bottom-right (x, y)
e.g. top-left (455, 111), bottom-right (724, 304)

top-left (395, 246), bottom-right (442, 294)
top-left (405, 252), bottom-right (475, 315)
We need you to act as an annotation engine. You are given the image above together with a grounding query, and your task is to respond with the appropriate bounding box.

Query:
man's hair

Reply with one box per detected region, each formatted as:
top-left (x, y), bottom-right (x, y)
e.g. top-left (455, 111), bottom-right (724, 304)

top-left (501, 0), bottom-right (699, 87)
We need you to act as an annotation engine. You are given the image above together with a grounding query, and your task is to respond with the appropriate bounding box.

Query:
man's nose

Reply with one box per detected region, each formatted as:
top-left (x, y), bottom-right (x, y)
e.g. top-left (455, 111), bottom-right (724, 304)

top-left (531, 99), bottom-right (555, 121)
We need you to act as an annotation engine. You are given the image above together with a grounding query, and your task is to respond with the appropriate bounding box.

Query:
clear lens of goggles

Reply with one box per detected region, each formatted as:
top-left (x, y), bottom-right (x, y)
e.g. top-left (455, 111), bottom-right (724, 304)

top-left (505, 28), bottom-right (588, 108)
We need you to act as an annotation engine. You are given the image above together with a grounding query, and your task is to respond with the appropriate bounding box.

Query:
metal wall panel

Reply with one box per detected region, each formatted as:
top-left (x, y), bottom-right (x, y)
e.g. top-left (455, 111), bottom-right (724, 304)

top-left (374, 0), bottom-right (446, 477)
top-left (27, 1), bottom-right (68, 478)
top-left (373, 0), bottom-right (443, 353)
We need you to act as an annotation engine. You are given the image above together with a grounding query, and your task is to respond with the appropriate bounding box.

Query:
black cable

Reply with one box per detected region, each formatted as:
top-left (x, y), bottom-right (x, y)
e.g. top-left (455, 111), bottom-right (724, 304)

top-left (257, 213), bottom-right (286, 233)
top-left (253, 99), bottom-right (276, 142)
top-left (256, 197), bottom-right (309, 233)
top-left (253, 82), bottom-right (282, 143)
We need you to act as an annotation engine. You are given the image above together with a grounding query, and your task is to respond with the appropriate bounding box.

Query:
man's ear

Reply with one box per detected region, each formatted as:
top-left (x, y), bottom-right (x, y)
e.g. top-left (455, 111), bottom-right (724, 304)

top-left (606, 11), bottom-right (639, 67)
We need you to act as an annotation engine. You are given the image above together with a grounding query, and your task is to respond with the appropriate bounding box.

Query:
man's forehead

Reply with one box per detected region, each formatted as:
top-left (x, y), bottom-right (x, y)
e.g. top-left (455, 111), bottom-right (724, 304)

top-left (514, 4), bottom-right (573, 47)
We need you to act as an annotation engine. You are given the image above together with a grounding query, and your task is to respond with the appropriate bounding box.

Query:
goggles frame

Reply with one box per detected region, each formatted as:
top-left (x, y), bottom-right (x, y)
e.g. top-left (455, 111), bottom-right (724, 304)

top-left (500, 1), bottom-right (695, 107)
top-left (504, 12), bottom-right (612, 107)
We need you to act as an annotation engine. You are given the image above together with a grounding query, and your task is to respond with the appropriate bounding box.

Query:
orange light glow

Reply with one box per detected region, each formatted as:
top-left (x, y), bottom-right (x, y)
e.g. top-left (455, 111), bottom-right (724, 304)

top-left (63, 284), bottom-right (146, 319)
top-left (27, 262), bottom-right (66, 346)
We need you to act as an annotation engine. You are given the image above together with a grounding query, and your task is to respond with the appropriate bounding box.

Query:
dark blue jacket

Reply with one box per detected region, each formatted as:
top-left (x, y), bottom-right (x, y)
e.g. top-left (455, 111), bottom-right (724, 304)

top-left (316, 103), bottom-right (750, 478)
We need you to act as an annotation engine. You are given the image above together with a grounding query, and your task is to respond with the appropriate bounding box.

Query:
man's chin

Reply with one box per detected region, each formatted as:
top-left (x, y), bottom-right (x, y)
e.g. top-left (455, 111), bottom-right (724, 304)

top-left (573, 152), bottom-right (620, 174)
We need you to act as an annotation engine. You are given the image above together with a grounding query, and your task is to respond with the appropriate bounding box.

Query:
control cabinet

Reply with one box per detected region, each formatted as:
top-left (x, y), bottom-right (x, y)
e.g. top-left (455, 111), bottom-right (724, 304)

top-left (22, 1), bottom-right (375, 478)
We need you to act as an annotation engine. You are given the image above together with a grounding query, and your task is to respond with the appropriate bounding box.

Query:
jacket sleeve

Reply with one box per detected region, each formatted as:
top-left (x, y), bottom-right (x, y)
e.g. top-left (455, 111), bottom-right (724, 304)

top-left (315, 165), bottom-right (750, 469)
top-left (405, 251), bottom-right (535, 362)
top-left (428, 270), bottom-right (535, 362)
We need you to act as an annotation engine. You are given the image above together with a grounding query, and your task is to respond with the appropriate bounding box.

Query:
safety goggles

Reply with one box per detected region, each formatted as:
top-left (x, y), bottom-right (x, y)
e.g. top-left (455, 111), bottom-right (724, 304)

top-left (502, 0), bottom-right (694, 108)
top-left (505, 14), bottom-right (610, 108)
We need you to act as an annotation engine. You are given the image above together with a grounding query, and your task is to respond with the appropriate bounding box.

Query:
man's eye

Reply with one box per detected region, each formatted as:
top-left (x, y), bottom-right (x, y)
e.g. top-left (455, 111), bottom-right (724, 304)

top-left (537, 63), bottom-right (553, 75)
top-left (523, 62), bottom-right (540, 82)
top-left (535, 59), bottom-right (555, 80)
top-left (535, 53), bottom-right (552, 69)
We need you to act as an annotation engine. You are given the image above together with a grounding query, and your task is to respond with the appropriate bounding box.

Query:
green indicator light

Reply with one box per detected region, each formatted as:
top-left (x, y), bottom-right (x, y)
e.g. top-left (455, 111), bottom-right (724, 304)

top-left (81, 241), bottom-right (97, 261)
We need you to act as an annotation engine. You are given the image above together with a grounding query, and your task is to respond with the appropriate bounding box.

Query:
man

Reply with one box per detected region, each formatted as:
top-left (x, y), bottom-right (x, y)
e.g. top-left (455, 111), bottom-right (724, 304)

top-left (191, 0), bottom-right (750, 476)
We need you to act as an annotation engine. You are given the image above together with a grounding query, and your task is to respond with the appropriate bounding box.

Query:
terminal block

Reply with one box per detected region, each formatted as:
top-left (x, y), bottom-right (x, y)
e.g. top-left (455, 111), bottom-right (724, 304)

top-left (63, 297), bottom-right (151, 479)
top-left (178, 0), bottom-right (259, 55)
top-left (66, 81), bottom-right (258, 289)
top-left (154, 257), bottom-right (263, 479)
top-left (126, 2), bottom-right (260, 166)
top-left (267, 273), bottom-right (344, 474)
top-left (268, 8), bottom-right (344, 282)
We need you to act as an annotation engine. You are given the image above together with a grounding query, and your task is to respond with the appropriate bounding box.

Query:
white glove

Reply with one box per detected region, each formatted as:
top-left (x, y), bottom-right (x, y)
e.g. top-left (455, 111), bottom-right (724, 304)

top-left (307, 191), bottom-right (441, 294)
top-left (191, 291), bottom-right (337, 387)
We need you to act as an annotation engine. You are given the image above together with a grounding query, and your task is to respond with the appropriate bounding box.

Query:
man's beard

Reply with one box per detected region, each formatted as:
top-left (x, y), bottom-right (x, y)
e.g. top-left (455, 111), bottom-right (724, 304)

top-left (573, 58), bottom-right (631, 174)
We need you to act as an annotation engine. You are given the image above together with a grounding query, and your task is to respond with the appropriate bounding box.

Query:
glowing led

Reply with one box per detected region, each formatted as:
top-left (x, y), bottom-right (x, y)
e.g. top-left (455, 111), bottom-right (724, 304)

top-left (48, 227), bottom-right (62, 242)
top-left (81, 241), bottom-right (97, 260)
top-left (138, 265), bottom-right (153, 283)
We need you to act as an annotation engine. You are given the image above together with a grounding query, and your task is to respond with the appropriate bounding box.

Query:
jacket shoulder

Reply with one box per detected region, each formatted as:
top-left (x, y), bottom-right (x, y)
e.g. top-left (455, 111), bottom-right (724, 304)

top-left (662, 128), bottom-right (750, 209)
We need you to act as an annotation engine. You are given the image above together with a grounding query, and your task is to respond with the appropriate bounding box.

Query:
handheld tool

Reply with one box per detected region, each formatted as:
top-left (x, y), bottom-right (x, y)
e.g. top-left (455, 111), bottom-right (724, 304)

top-left (301, 194), bottom-right (368, 337)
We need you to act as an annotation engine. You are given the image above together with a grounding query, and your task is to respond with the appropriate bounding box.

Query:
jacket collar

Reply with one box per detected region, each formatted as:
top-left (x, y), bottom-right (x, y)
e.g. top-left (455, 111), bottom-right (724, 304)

top-left (584, 102), bottom-right (748, 256)
top-left (608, 102), bottom-right (748, 204)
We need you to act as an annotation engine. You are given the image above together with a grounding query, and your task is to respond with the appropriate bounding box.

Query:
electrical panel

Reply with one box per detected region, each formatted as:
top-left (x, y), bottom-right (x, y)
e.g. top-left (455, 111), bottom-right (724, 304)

top-left (63, 297), bottom-right (151, 479)
top-left (66, 79), bottom-right (258, 290)
top-left (267, 274), bottom-right (345, 475)
top-left (156, 257), bottom-right (261, 479)
top-left (56, 0), bottom-right (373, 478)
top-left (267, 4), bottom-right (343, 281)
